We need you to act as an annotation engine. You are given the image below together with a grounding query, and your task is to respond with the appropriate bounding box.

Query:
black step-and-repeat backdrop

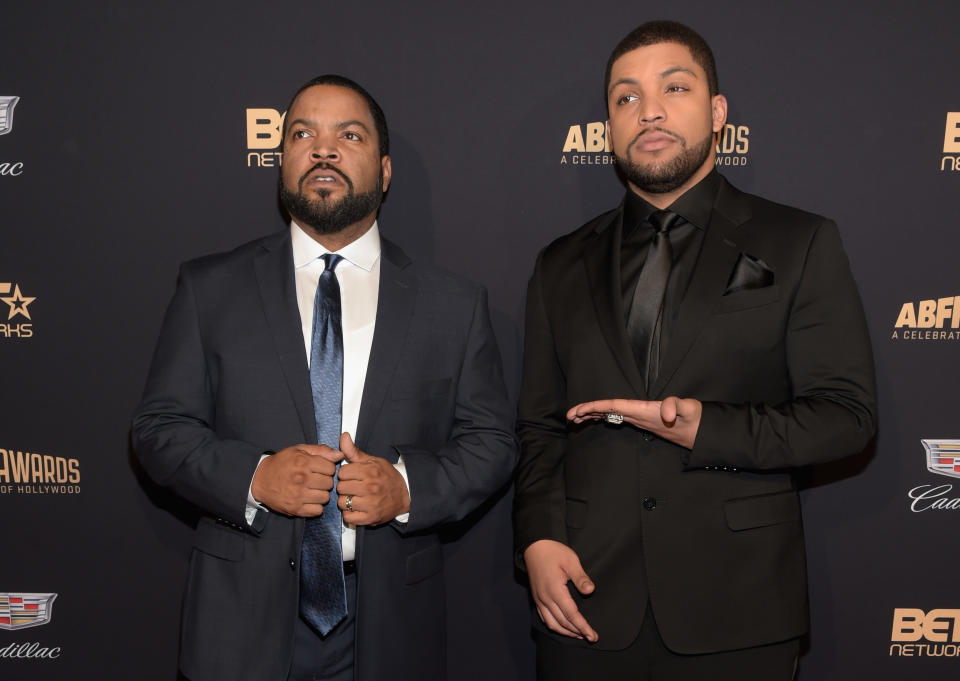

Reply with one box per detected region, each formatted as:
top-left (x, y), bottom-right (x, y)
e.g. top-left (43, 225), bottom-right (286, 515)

top-left (2, 1), bottom-right (959, 678)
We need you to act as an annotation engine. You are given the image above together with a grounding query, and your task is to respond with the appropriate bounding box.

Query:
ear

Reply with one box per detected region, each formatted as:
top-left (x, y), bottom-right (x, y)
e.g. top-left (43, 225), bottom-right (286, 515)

top-left (711, 94), bottom-right (728, 133)
top-left (381, 155), bottom-right (392, 192)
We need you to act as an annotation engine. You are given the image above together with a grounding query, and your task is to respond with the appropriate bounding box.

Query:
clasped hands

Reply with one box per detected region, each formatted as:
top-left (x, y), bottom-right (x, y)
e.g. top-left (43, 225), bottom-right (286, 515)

top-left (524, 395), bottom-right (702, 642)
top-left (250, 433), bottom-right (410, 525)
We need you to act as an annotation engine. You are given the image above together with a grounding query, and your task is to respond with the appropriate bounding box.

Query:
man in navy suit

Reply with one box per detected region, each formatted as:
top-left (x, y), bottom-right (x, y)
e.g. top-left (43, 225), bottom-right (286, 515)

top-left (133, 74), bottom-right (516, 681)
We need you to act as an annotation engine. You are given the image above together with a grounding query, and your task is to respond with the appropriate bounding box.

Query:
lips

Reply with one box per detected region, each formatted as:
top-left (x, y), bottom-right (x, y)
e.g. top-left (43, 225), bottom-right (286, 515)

top-left (306, 169), bottom-right (344, 185)
top-left (632, 128), bottom-right (683, 153)
top-left (300, 163), bottom-right (351, 191)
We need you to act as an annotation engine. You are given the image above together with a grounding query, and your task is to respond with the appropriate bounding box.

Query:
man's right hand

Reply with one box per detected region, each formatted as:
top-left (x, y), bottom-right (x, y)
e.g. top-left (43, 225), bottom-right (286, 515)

top-left (250, 444), bottom-right (343, 517)
top-left (523, 539), bottom-right (598, 642)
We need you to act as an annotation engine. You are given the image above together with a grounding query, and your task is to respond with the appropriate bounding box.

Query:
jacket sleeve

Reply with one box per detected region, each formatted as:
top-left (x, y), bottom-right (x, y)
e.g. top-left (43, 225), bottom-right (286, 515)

top-left (688, 219), bottom-right (877, 470)
top-left (513, 251), bottom-right (570, 556)
top-left (396, 286), bottom-right (519, 533)
top-left (131, 263), bottom-right (264, 528)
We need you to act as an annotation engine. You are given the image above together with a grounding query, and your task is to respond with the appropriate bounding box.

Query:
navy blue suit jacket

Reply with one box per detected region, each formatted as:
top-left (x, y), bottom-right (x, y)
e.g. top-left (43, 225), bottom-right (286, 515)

top-left (133, 229), bottom-right (517, 681)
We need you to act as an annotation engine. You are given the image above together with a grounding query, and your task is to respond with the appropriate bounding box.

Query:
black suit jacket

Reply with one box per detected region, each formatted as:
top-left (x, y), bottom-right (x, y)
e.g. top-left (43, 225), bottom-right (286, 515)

top-left (132, 229), bottom-right (517, 681)
top-left (515, 177), bottom-right (876, 653)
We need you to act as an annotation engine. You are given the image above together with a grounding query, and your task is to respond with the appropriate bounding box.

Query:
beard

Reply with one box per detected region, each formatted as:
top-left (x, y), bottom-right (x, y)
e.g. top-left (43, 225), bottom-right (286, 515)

top-left (615, 128), bottom-right (713, 194)
top-left (279, 163), bottom-right (383, 235)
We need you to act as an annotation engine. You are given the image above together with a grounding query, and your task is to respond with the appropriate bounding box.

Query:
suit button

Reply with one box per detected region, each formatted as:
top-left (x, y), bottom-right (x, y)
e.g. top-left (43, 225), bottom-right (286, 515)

top-left (642, 497), bottom-right (657, 510)
top-left (289, 559), bottom-right (296, 570)
top-left (641, 431), bottom-right (654, 441)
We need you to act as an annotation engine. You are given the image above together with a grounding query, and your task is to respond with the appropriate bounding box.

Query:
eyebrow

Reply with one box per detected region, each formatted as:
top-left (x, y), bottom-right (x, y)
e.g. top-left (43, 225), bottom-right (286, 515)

top-left (336, 119), bottom-right (372, 134)
top-left (659, 66), bottom-right (698, 79)
top-left (608, 66), bottom-right (699, 94)
top-left (286, 118), bottom-right (372, 135)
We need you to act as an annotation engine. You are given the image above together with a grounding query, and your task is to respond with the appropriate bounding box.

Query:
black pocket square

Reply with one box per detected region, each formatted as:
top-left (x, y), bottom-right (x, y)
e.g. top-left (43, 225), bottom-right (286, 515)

top-left (724, 253), bottom-right (775, 295)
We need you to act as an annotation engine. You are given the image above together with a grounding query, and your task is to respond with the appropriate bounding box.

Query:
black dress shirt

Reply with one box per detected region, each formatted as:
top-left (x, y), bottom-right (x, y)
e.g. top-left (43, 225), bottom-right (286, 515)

top-left (620, 170), bottom-right (723, 355)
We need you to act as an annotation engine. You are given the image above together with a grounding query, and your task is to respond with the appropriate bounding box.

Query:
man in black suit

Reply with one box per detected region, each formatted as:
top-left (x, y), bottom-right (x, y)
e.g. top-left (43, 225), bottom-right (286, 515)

top-left (132, 75), bottom-right (516, 681)
top-left (515, 21), bottom-right (876, 680)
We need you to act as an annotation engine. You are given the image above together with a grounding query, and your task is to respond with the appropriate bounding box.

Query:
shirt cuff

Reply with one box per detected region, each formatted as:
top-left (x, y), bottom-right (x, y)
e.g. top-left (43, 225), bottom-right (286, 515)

top-left (393, 456), bottom-right (410, 524)
top-left (245, 453), bottom-right (271, 526)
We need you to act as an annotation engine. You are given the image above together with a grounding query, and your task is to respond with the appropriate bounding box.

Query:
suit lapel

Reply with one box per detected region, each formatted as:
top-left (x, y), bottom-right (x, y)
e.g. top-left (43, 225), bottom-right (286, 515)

top-left (582, 208), bottom-right (646, 397)
top-left (650, 179), bottom-right (752, 396)
top-left (355, 237), bottom-right (416, 454)
top-left (253, 232), bottom-right (317, 443)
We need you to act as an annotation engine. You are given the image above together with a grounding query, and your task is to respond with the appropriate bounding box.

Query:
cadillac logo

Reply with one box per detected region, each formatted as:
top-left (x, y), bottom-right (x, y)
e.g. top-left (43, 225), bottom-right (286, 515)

top-left (923, 439), bottom-right (960, 479)
top-left (0, 97), bottom-right (19, 136)
top-left (0, 592), bottom-right (57, 630)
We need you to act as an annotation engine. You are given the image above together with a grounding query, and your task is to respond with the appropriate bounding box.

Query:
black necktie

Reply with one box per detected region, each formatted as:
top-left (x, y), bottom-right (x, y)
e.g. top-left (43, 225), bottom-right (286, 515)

top-left (300, 253), bottom-right (347, 635)
top-left (626, 210), bottom-right (681, 392)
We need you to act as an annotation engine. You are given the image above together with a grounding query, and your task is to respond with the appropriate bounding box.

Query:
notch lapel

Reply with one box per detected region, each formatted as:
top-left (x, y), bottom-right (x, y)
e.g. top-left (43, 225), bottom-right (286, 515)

top-left (582, 209), bottom-right (646, 397)
top-left (354, 238), bottom-right (416, 453)
top-left (253, 233), bottom-right (317, 443)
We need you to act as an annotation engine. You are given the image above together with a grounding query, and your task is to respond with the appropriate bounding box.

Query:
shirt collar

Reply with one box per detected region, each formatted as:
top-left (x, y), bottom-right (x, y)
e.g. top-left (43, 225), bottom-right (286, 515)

top-left (290, 219), bottom-right (382, 272)
top-left (623, 169), bottom-right (722, 235)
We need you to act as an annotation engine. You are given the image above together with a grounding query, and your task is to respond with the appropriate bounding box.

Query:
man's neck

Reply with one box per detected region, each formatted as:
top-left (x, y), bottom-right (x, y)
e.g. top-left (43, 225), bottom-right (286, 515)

top-left (628, 155), bottom-right (716, 210)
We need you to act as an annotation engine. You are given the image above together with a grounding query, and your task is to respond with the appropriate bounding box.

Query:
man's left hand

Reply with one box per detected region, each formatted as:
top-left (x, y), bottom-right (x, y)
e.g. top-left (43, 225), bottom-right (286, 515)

top-left (566, 396), bottom-right (702, 449)
top-left (336, 432), bottom-right (411, 525)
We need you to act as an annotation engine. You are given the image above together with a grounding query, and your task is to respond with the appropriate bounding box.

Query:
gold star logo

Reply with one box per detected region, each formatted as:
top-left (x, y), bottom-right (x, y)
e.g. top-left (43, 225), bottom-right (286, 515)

top-left (1, 284), bottom-right (36, 320)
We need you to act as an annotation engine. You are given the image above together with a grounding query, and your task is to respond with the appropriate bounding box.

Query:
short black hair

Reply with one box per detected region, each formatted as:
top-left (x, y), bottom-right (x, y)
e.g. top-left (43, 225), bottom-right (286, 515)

top-left (281, 74), bottom-right (390, 157)
top-left (605, 21), bottom-right (719, 101)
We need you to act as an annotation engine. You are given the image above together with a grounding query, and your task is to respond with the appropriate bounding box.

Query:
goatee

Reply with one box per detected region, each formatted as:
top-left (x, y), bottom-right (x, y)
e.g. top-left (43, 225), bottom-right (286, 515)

top-left (279, 165), bottom-right (383, 235)
top-left (615, 130), bottom-right (713, 194)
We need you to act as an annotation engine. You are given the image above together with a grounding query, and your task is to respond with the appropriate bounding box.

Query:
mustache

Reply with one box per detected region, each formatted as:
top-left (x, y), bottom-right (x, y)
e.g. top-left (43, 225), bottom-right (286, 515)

top-left (299, 162), bottom-right (352, 191)
top-left (630, 126), bottom-right (685, 147)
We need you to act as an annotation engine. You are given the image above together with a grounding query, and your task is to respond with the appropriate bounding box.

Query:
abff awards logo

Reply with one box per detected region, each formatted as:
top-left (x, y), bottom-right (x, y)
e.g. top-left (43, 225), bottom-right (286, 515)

top-left (891, 295), bottom-right (960, 341)
top-left (0, 446), bottom-right (81, 495)
top-left (559, 120), bottom-right (749, 167)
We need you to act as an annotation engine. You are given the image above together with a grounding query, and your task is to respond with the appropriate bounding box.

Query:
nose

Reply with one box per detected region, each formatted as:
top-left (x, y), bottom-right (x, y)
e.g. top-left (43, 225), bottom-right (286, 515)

top-left (310, 135), bottom-right (340, 162)
top-left (638, 96), bottom-right (666, 124)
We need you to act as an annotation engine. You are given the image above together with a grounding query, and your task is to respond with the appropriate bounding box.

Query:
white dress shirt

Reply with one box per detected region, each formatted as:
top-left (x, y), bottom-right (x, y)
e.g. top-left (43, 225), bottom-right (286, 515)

top-left (246, 219), bottom-right (409, 561)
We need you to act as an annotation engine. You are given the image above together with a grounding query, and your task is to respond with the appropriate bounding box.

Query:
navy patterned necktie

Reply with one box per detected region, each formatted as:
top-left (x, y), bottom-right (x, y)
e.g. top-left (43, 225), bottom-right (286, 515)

top-left (626, 210), bottom-right (681, 392)
top-left (300, 252), bottom-right (347, 635)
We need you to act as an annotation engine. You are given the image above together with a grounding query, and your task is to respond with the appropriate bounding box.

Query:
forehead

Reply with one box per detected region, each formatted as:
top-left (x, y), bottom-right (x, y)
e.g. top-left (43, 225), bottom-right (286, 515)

top-left (288, 84), bottom-right (374, 125)
top-left (609, 41), bottom-right (704, 85)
